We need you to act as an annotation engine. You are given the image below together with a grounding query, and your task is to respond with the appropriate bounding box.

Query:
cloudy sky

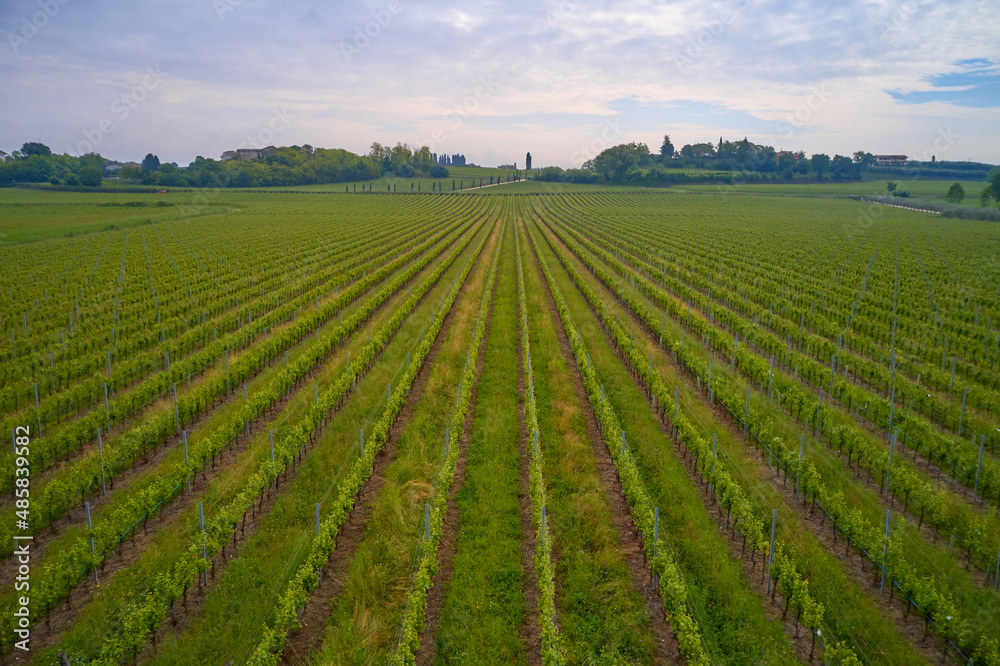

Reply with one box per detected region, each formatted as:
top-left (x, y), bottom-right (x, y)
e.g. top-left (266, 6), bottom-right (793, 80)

top-left (2, 0), bottom-right (998, 167)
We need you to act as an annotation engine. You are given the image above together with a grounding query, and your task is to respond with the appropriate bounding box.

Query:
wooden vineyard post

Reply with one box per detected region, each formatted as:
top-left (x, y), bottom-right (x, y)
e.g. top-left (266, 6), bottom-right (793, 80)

top-left (885, 432), bottom-right (895, 502)
top-left (183, 431), bottom-right (191, 494)
top-left (708, 355), bottom-right (713, 404)
top-left (744, 387), bottom-right (750, 440)
top-left (994, 538), bottom-right (1000, 593)
top-left (270, 431), bottom-right (276, 494)
top-left (653, 507), bottom-right (659, 559)
top-left (97, 428), bottom-right (106, 494)
top-left (795, 434), bottom-right (804, 499)
top-left (973, 435), bottom-right (985, 503)
top-left (881, 510), bottom-right (891, 593)
top-left (198, 500), bottom-right (206, 579)
top-left (86, 501), bottom-right (98, 584)
top-left (710, 434), bottom-right (719, 496)
top-left (829, 354), bottom-right (835, 394)
top-left (816, 387), bottom-right (822, 439)
top-left (886, 385), bottom-right (895, 441)
top-left (766, 510), bottom-right (776, 593)
top-left (958, 387), bottom-right (968, 436)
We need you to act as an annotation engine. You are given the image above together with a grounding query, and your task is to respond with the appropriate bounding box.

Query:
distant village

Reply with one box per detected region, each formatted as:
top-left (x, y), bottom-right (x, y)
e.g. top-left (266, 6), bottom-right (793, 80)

top-left (95, 146), bottom-right (908, 177)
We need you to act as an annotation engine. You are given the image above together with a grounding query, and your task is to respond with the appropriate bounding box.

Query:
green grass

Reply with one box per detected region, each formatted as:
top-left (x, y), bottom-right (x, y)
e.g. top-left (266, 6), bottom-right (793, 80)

top-left (311, 220), bottom-right (500, 664)
top-left (433, 220), bottom-right (529, 664)
top-left (5, 222), bottom-right (435, 558)
top-left (278, 166), bottom-right (522, 193)
top-left (518, 220), bottom-right (661, 663)
top-left (545, 213), bottom-right (1000, 656)
top-left (145, 261), bottom-right (478, 664)
top-left (467, 180), bottom-right (652, 195)
top-left (529, 216), bottom-right (807, 665)
top-left (671, 178), bottom-right (987, 200)
top-left (39, 217), bottom-right (490, 664)
top-left (536, 215), bottom-right (930, 665)
top-left (0, 190), bottom-right (202, 242)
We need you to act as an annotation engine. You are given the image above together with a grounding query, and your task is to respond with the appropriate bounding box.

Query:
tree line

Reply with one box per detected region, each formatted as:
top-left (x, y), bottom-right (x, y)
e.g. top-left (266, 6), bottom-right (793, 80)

top-left (0, 141), bottom-right (464, 188)
top-left (575, 136), bottom-right (994, 185)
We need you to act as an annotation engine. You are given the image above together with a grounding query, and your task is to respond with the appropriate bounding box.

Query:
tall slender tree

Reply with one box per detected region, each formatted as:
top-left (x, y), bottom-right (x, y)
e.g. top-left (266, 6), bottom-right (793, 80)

top-left (660, 135), bottom-right (674, 158)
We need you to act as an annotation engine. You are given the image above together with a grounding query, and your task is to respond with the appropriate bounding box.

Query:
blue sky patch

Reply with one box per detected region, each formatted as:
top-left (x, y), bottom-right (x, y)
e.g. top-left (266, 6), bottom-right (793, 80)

top-left (888, 61), bottom-right (1000, 108)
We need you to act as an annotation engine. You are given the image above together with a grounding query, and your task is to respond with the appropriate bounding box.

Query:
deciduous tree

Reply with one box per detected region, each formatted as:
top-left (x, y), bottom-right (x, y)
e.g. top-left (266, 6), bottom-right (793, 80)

top-left (945, 182), bottom-right (965, 204)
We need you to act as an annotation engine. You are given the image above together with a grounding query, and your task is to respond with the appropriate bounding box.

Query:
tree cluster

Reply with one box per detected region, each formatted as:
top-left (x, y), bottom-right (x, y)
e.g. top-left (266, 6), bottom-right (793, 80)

top-left (0, 144), bottom-right (107, 187)
top-left (431, 152), bottom-right (466, 166)
top-left (583, 137), bottom-right (878, 184)
top-left (0, 142), bottom-right (386, 188)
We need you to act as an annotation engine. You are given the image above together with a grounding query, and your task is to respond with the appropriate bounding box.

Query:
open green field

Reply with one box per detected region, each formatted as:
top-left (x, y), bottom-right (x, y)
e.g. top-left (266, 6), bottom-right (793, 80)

top-left (672, 176), bottom-right (989, 200)
top-left (1, 183), bottom-right (999, 665)
top-left (280, 165), bottom-right (524, 193)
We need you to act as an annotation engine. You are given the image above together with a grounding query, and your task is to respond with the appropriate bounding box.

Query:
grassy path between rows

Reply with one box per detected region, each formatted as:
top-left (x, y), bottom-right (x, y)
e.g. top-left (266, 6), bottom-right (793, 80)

top-left (539, 209), bottom-right (997, 661)
top-left (306, 219), bottom-right (502, 664)
top-left (527, 216), bottom-right (805, 665)
top-left (530, 213), bottom-right (929, 665)
top-left (35, 216), bottom-right (490, 664)
top-left (429, 219), bottom-right (532, 663)
top-left (519, 220), bottom-right (679, 664)
top-left (133, 215), bottom-right (496, 666)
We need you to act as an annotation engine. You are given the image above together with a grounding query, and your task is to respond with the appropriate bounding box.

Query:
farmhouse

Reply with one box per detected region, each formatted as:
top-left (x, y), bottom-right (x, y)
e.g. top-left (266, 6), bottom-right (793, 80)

top-left (222, 146), bottom-right (276, 161)
top-left (874, 154), bottom-right (908, 166)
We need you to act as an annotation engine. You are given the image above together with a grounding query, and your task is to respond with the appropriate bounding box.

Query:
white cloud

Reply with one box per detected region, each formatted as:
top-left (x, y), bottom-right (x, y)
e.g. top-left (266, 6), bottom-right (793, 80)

top-left (0, 0), bottom-right (997, 166)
